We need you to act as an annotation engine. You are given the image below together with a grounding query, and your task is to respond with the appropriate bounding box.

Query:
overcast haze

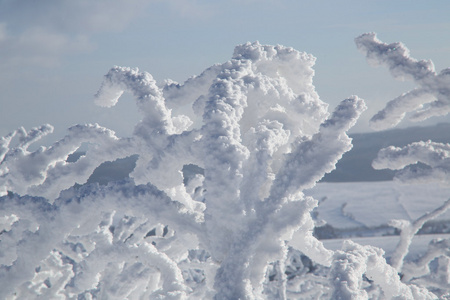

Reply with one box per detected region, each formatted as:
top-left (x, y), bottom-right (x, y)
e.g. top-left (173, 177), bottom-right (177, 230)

top-left (1, 0), bottom-right (450, 144)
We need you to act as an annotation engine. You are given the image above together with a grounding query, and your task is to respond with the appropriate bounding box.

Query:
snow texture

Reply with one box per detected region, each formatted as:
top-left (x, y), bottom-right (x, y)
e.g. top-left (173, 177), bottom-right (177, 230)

top-left (330, 240), bottom-right (436, 300)
top-left (1, 37), bottom-right (449, 299)
top-left (372, 140), bottom-right (450, 185)
top-left (388, 198), bottom-right (450, 272)
top-left (0, 41), bottom-right (368, 299)
top-left (354, 32), bottom-right (450, 299)
top-left (305, 181), bottom-right (450, 229)
top-left (355, 32), bottom-right (450, 131)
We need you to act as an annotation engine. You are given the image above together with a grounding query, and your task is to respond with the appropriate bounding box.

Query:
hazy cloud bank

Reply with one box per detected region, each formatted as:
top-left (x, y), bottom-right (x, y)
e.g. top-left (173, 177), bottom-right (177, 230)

top-left (0, 0), bottom-right (203, 67)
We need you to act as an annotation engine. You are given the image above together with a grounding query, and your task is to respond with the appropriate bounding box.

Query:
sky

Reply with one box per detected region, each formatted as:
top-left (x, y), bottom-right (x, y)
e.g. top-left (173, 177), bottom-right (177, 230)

top-left (1, 0), bottom-right (450, 145)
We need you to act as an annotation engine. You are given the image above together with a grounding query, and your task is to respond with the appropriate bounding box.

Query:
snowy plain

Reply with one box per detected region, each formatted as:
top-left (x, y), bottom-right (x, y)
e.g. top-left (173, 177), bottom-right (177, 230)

top-left (305, 181), bottom-right (450, 258)
top-left (307, 181), bottom-right (450, 229)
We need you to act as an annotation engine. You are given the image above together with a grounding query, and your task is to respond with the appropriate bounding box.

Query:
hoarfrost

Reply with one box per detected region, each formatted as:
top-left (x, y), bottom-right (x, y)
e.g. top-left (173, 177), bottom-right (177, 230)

top-left (1, 37), bottom-right (448, 299)
top-left (355, 32), bottom-right (450, 130)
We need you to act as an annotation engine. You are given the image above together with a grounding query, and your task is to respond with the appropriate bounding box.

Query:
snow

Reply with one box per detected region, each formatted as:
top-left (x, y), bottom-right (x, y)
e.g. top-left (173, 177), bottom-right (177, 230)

top-left (305, 180), bottom-right (450, 277)
top-left (355, 33), bottom-right (450, 130)
top-left (306, 181), bottom-right (450, 229)
top-left (1, 35), bottom-right (450, 299)
top-left (322, 234), bottom-right (450, 260)
top-left (373, 140), bottom-right (450, 185)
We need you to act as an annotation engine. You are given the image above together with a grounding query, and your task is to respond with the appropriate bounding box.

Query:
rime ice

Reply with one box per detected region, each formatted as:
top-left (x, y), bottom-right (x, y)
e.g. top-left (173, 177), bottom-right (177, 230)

top-left (0, 39), bottom-right (448, 299)
top-left (355, 33), bottom-right (450, 130)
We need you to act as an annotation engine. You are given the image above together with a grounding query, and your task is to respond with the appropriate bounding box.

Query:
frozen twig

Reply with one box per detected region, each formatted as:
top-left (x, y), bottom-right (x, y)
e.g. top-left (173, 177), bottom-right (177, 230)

top-left (355, 33), bottom-right (450, 130)
top-left (389, 198), bottom-right (450, 272)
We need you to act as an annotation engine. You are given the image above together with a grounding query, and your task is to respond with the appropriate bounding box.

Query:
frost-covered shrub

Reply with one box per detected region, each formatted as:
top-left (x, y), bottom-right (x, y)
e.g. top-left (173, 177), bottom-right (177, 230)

top-left (0, 41), bottom-right (366, 299)
top-left (357, 32), bottom-right (450, 295)
top-left (0, 37), bottom-right (446, 299)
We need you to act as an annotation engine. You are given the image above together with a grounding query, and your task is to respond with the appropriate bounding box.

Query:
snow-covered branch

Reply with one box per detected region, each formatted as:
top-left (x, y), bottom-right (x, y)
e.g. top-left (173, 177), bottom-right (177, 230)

top-left (372, 140), bottom-right (450, 184)
top-left (388, 198), bottom-right (450, 272)
top-left (331, 240), bottom-right (436, 299)
top-left (0, 41), bottom-right (367, 299)
top-left (0, 124), bottom-right (129, 199)
top-left (357, 33), bottom-right (450, 299)
top-left (355, 33), bottom-right (450, 130)
top-left (399, 238), bottom-right (450, 298)
top-left (2, 35), bottom-right (447, 299)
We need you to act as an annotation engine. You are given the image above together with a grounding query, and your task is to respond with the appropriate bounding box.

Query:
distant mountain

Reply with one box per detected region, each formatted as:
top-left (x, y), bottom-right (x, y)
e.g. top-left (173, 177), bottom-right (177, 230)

top-left (322, 123), bottom-right (450, 182)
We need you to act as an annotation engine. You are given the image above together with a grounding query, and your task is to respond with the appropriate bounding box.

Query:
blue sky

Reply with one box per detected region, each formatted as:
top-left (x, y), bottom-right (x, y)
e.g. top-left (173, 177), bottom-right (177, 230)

top-left (1, 0), bottom-right (450, 143)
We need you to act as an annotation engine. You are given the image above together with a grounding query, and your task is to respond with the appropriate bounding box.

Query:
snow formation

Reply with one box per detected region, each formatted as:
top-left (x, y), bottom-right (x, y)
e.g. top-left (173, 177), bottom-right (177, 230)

top-left (0, 38), bottom-right (448, 299)
top-left (356, 33), bottom-right (450, 186)
top-left (355, 32), bottom-right (450, 131)
top-left (356, 33), bottom-right (450, 299)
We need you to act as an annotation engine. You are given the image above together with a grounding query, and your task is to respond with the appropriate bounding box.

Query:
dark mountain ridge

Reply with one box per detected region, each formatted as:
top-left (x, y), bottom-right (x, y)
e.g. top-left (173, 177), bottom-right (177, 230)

top-left (322, 122), bottom-right (450, 182)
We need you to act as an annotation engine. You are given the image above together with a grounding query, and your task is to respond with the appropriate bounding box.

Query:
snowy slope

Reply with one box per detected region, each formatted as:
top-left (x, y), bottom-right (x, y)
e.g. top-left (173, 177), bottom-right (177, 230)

top-left (306, 181), bottom-right (450, 229)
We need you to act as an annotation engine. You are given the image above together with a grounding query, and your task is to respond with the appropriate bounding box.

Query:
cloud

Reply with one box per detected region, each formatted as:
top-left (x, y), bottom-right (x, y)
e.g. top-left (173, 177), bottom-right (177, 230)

top-left (0, 0), bottom-right (149, 34)
top-left (0, 0), bottom-right (217, 68)
top-left (0, 0), bottom-right (150, 67)
top-left (0, 24), bottom-right (93, 67)
top-left (355, 33), bottom-right (450, 131)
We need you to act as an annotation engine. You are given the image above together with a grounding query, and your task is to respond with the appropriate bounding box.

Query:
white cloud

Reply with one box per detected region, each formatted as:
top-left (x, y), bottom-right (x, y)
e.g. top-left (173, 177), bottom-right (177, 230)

top-left (0, 0), bottom-right (149, 33)
top-left (0, 26), bottom-right (93, 67)
top-left (0, 0), bottom-right (150, 67)
top-left (0, 0), bottom-right (217, 68)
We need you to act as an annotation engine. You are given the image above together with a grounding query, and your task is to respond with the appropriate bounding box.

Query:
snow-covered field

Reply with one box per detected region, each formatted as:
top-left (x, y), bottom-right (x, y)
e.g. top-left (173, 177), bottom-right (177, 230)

top-left (305, 181), bottom-right (450, 258)
top-left (307, 181), bottom-right (450, 229)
